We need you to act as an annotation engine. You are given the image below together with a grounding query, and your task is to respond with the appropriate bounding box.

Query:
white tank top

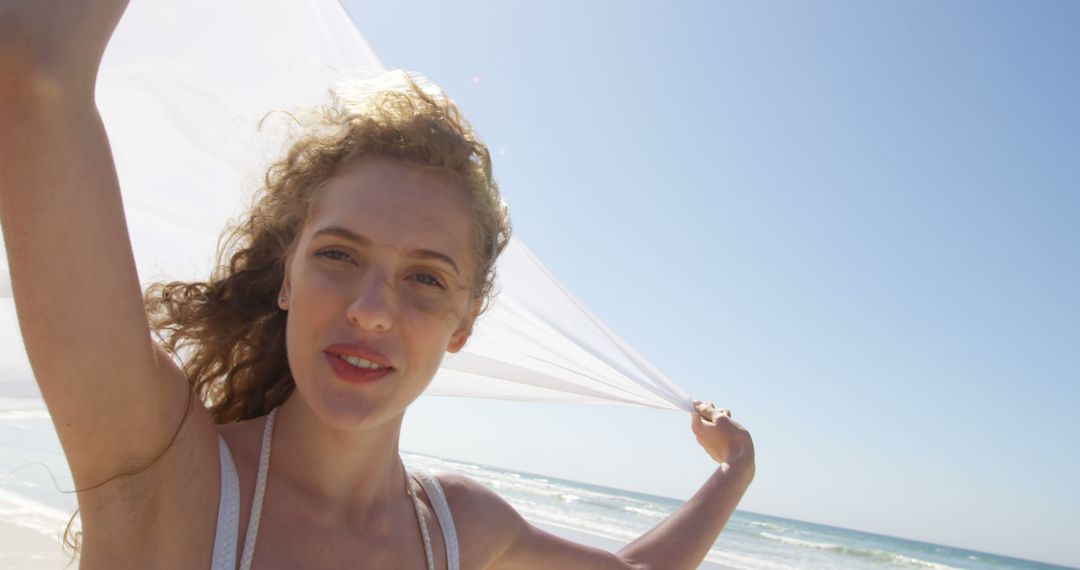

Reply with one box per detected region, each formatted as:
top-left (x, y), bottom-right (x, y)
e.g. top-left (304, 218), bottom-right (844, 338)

top-left (210, 409), bottom-right (460, 570)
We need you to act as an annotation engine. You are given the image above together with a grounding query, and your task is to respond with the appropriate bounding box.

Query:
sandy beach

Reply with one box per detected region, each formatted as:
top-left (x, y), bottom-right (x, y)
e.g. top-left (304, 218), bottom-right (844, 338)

top-left (0, 520), bottom-right (70, 570)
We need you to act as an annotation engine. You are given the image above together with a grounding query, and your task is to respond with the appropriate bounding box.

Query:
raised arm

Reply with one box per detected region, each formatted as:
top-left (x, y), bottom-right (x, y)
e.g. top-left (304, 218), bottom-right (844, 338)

top-left (612, 401), bottom-right (755, 569)
top-left (447, 400), bottom-right (754, 570)
top-left (0, 0), bottom-right (205, 491)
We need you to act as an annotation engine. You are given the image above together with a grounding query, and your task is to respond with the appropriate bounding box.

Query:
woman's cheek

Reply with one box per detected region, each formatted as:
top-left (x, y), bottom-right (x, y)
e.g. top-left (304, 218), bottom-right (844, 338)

top-left (307, 268), bottom-right (356, 306)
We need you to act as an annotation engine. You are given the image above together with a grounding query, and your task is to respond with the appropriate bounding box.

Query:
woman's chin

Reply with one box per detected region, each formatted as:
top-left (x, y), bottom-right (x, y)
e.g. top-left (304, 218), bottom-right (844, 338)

top-left (298, 389), bottom-right (405, 432)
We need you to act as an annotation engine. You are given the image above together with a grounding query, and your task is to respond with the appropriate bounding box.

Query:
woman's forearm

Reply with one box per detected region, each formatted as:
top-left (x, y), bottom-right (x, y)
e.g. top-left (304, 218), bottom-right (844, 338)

top-left (616, 458), bottom-right (755, 570)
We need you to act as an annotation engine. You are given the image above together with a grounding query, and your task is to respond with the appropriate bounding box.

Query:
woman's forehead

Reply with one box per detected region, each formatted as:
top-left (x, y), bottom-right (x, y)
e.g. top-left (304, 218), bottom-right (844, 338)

top-left (304, 156), bottom-right (474, 262)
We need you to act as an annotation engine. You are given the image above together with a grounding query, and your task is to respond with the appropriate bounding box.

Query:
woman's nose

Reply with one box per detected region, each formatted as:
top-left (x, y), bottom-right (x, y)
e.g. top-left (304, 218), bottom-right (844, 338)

top-left (345, 272), bottom-right (395, 332)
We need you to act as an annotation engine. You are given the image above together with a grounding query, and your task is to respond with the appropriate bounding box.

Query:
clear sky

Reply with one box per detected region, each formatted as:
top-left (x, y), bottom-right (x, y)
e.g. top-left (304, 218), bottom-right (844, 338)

top-left (349, 1), bottom-right (1080, 566)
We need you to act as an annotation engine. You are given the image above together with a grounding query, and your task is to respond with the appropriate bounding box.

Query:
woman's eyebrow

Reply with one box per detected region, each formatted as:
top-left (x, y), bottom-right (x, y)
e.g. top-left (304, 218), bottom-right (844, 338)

top-left (312, 225), bottom-right (460, 275)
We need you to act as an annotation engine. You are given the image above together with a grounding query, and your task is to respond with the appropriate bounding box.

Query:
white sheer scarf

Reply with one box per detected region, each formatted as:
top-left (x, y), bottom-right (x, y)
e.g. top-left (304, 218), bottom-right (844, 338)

top-left (0, 0), bottom-right (691, 413)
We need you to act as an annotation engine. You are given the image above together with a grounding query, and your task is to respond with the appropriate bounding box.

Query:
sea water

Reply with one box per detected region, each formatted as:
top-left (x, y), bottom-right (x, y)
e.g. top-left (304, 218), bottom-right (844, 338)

top-left (0, 410), bottom-right (1072, 570)
top-left (400, 453), bottom-right (1074, 570)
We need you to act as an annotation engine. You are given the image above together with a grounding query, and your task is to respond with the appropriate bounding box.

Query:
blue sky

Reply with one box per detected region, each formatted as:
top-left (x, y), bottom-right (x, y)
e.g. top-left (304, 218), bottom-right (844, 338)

top-left (344, 1), bottom-right (1080, 566)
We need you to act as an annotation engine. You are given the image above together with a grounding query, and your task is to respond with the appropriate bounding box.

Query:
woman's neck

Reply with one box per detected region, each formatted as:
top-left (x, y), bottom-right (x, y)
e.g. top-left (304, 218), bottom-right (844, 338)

top-left (270, 396), bottom-right (410, 525)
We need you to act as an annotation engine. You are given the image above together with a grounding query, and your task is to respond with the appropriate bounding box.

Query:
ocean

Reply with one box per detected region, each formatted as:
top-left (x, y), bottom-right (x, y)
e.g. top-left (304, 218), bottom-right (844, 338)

top-left (0, 409), bottom-right (1072, 570)
top-left (400, 453), bottom-right (1074, 570)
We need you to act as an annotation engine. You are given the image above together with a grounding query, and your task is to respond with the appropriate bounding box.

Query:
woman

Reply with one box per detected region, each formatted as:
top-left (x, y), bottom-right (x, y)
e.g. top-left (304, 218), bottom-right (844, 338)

top-left (0, 1), bottom-right (755, 568)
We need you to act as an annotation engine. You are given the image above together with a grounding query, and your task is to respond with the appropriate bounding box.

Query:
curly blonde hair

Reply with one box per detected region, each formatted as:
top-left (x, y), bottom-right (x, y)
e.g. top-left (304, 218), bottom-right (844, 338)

top-left (144, 71), bottom-right (511, 424)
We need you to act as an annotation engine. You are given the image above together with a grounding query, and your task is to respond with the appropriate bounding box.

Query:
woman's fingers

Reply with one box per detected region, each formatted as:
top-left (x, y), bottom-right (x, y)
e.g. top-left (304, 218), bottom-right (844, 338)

top-left (690, 398), bottom-right (755, 466)
top-left (692, 400), bottom-right (732, 422)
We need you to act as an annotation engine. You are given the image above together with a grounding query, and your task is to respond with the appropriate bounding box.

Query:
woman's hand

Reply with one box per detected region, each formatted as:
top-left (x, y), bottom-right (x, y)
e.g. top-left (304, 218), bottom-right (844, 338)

top-left (1, 0), bottom-right (131, 90)
top-left (691, 400), bottom-right (755, 469)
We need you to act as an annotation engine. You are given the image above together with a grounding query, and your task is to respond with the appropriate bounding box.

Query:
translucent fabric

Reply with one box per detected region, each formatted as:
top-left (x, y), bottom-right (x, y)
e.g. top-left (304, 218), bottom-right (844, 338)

top-left (0, 0), bottom-right (691, 413)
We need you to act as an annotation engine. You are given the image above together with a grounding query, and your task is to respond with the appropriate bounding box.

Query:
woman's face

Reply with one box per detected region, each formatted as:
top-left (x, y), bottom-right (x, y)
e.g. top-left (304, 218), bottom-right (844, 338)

top-left (279, 155), bottom-right (478, 430)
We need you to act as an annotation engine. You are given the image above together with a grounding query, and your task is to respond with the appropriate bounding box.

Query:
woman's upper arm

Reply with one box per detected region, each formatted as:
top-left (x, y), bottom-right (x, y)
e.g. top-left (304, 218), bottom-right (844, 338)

top-left (439, 473), bottom-right (638, 570)
top-left (0, 70), bottom-right (199, 490)
top-left (490, 520), bottom-right (642, 570)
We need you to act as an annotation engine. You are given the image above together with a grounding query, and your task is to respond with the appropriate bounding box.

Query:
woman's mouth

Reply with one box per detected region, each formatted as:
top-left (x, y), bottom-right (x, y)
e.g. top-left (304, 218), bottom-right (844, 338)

top-left (325, 352), bottom-right (393, 384)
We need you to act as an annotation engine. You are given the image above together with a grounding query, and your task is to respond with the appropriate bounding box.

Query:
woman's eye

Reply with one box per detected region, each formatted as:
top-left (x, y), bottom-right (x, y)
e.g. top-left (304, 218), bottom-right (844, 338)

top-left (316, 249), bottom-right (353, 263)
top-left (412, 273), bottom-right (445, 289)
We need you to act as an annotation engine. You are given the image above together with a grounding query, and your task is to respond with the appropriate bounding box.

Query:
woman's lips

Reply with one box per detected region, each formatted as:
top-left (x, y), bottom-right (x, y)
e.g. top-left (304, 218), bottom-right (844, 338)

top-left (324, 343), bottom-right (392, 368)
top-left (325, 352), bottom-right (393, 384)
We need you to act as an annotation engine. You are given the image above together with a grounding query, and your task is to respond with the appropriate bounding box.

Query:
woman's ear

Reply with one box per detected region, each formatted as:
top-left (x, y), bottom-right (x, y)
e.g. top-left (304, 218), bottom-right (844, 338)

top-left (447, 299), bottom-right (482, 353)
top-left (278, 249), bottom-right (295, 310)
top-left (278, 284), bottom-right (290, 310)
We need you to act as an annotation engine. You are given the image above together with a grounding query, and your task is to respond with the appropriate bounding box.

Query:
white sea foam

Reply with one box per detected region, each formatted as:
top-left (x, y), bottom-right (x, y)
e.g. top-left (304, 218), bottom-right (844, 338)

top-left (759, 531), bottom-right (961, 569)
top-left (760, 531), bottom-right (843, 550)
top-left (622, 505), bottom-right (669, 520)
top-left (425, 462), bottom-right (630, 508)
top-left (507, 498), bottom-right (641, 542)
top-left (702, 548), bottom-right (799, 570)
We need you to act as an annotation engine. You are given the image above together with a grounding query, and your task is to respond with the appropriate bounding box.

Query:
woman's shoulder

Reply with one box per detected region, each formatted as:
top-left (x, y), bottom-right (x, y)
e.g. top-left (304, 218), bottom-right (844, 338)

top-left (431, 472), bottom-right (530, 568)
top-left (431, 471), bottom-right (519, 521)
